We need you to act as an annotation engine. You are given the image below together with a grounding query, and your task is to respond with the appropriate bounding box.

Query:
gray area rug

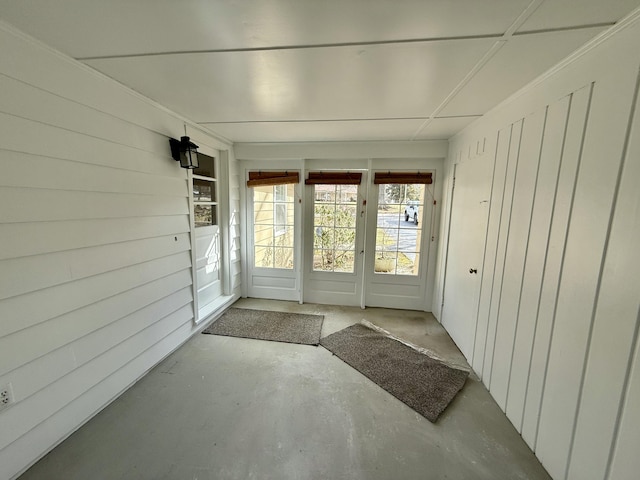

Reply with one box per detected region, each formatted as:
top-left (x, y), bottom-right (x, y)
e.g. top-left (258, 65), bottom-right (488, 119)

top-left (202, 308), bottom-right (324, 346)
top-left (320, 323), bottom-right (468, 422)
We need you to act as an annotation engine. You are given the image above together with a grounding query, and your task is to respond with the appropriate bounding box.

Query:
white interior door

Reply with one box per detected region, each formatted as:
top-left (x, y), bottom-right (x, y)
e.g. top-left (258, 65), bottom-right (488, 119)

top-left (441, 156), bottom-right (493, 359)
top-left (364, 180), bottom-right (434, 310)
top-left (191, 152), bottom-right (224, 321)
top-left (194, 224), bottom-right (222, 317)
top-left (303, 178), bottom-right (367, 306)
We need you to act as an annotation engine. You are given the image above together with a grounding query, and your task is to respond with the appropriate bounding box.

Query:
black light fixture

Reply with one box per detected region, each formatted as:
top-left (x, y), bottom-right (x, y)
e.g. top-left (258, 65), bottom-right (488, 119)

top-left (169, 136), bottom-right (199, 169)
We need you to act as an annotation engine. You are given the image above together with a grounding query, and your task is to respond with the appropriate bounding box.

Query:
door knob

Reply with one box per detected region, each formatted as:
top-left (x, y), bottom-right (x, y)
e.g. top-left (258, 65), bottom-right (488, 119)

top-left (469, 268), bottom-right (478, 274)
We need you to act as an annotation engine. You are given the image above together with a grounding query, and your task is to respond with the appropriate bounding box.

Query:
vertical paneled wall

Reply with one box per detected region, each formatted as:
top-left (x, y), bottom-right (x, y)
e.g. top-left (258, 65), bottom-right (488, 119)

top-left (436, 18), bottom-right (640, 480)
top-left (0, 24), bottom-right (232, 480)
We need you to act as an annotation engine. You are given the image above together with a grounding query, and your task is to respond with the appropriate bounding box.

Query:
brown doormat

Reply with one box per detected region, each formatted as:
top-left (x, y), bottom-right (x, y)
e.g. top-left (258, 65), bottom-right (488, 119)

top-left (202, 308), bottom-right (324, 346)
top-left (320, 323), bottom-right (468, 422)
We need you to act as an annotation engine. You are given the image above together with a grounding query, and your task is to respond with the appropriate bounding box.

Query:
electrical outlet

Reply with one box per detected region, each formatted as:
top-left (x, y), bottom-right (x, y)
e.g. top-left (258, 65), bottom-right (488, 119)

top-left (0, 383), bottom-right (14, 411)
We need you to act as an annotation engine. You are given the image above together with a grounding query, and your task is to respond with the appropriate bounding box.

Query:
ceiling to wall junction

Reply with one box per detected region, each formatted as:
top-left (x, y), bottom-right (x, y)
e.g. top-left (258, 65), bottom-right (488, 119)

top-left (0, 0), bottom-right (638, 143)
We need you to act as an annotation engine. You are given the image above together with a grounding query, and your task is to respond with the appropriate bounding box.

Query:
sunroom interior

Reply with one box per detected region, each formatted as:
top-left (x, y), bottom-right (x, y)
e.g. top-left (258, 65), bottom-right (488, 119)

top-left (1, 1), bottom-right (639, 479)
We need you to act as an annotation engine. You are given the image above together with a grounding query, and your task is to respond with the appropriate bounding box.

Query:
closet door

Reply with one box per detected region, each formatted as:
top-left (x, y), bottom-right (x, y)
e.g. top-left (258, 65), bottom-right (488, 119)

top-left (441, 155), bottom-right (493, 359)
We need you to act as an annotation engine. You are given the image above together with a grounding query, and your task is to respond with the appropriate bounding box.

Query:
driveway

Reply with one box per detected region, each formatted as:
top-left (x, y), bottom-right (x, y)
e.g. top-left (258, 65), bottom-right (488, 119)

top-left (377, 212), bottom-right (420, 261)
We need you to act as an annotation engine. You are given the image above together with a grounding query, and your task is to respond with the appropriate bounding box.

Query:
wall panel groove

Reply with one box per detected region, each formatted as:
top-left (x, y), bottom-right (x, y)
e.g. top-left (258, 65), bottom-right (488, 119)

top-left (0, 287), bottom-right (193, 403)
top-left (439, 17), bottom-right (640, 480)
top-left (0, 187), bottom-right (188, 224)
top-left (490, 107), bottom-right (547, 409)
top-left (0, 252), bottom-right (192, 338)
top-left (471, 131), bottom-right (501, 367)
top-left (0, 320), bottom-right (195, 480)
top-left (483, 119), bottom-right (523, 383)
top-left (1, 151), bottom-right (187, 196)
top-left (0, 72), bottom-right (180, 154)
top-left (506, 94), bottom-right (571, 429)
top-left (535, 68), bottom-right (636, 477)
top-left (605, 309), bottom-right (640, 480)
top-left (0, 234), bottom-right (191, 300)
top-left (0, 21), bottom-right (232, 479)
top-left (473, 126), bottom-right (512, 373)
top-left (0, 215), bottom-right (190, 261)
top-left (0, 113), bottom-right (180, 177)
top-left (0, 269), bottom-right (193, 377)
top-left (519, 84), bottom-right (592, 449)
top-left (568, 66), bottom-right (640, 480)
top-left (0, 305), bottom-right (194, 453)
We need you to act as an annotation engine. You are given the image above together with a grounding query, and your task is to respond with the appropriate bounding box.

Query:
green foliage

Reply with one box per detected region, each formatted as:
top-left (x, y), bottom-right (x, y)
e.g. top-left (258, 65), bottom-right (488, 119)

top-left (259, 232), bottom-right (294, 269)
top-left (376, 227), bottom-right (394, 258)
top-left (314, 204), bottom-right (356, 270)
top-left (385, 184), bottom-right (420, 203)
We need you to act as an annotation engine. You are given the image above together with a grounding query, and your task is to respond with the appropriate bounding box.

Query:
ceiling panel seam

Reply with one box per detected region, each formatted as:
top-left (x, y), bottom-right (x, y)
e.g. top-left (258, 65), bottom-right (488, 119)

top-left (200, 117), bottom-right (430, 124)
top-left (410, 41), bottom-right (507, 141)
top-left (76, 21), bottom-right (614, 62)
top-left (75, 34), bottom-right (504, 61)
top-left (514, 22), bottom-right (615, 36)
top-left (411, 0), bottom-right (545, 140)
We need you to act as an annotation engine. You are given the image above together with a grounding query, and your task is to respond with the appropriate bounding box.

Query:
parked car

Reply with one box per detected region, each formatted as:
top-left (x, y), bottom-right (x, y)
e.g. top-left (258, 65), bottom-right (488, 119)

top-left (404, 201), bottom-right (419, 225)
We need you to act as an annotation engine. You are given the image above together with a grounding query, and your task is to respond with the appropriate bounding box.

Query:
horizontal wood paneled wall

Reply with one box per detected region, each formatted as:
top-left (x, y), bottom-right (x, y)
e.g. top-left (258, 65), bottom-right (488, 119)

top-left (0, 22), bottom-right (232, 480)
top-left (228, 153), bottom-right (243, 293)
top-left (435, 16), bottom-right (640, 480)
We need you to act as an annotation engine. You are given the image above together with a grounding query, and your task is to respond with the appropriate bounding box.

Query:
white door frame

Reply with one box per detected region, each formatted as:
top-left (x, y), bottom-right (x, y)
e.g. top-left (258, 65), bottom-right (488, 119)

top-left (302, 171), bottom-right (368, 307)
top-left (183, 140), bottom-right (224, 323)
top-left (363, 172), bottom-right (436, 310)
top-left (241, 162), bottom-right (303, 302)
top-left (238, 158), bottom-right (444, 311)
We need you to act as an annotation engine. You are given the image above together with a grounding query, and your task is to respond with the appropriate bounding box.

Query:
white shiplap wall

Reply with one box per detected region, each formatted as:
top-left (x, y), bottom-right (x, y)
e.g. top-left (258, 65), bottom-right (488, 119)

top-left (0, 22), bottom-right (233, 480)
top-left (228, 151), bottom-right (243, 293)
top-left (435, 14), bottom-right (640, 480)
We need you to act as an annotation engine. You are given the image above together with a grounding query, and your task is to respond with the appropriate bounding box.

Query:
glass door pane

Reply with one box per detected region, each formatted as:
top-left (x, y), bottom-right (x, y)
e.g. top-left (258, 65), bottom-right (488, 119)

top-left (312, 184), bottom-right (358, 273)
top-left (374, 183), bottom-right (426, 275)
top-left (253, 183), bottom-right (295, 269)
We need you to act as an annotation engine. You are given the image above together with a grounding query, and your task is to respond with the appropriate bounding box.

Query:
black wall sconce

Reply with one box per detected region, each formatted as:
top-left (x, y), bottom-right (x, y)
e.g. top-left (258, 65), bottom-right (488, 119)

top-left (169, 136), bottom-right (199, 169)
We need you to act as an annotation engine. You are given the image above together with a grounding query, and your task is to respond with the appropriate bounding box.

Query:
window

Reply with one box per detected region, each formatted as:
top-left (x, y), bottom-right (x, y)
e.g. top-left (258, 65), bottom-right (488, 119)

top-left (193, 153), bottom-right (217, 227)
top-left (374, 183), bottom-right (426, 275)
top-left (274, 184), bottom-right (287, 236)
top-left (312, 184), bottom-right (358, 273)
top-left (253, 183), bottom-right (295, 269)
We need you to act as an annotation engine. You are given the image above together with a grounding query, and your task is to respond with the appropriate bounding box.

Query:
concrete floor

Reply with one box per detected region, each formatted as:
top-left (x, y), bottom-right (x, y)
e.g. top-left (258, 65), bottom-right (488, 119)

top-left (20, 299), bottom-right (551, 480)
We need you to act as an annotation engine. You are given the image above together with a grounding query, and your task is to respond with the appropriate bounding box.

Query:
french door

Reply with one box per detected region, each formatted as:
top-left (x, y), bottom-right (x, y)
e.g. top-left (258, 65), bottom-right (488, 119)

top-left (301, 171), bottom-right (433, 309)
top-left (244, 167), bottom-right (435, 310)
top-left (303, 175), bottom-right (367, 306)
top-left (245, 172), bottom-right (301, 301)
top-left (363, 176), bottom-right (434, 310)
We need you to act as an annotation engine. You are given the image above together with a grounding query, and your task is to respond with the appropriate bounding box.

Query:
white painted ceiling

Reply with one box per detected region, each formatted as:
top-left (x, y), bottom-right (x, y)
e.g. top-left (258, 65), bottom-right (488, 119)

top-left (1, 0), bottom-right (638, 143)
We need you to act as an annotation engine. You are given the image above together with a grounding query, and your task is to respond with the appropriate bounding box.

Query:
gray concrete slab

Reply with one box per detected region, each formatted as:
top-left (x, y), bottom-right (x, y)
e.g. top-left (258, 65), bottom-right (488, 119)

top-left (19, 300), bottom-right (551, 480)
